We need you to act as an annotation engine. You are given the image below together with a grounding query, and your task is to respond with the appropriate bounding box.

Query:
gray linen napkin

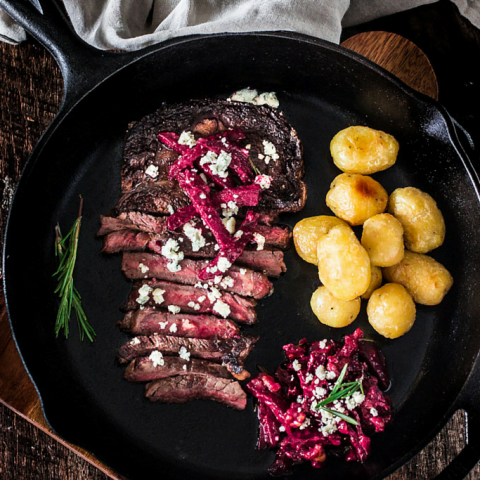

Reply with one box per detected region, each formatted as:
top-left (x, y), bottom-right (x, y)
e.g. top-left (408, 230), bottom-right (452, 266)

top-left (1, 0), bottom-right (479, 49)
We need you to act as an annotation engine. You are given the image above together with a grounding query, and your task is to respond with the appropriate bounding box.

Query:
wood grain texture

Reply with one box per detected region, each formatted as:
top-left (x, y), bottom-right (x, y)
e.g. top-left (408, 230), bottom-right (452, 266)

top-left (1, 6), bottom-right (480, 477)
top-left (342, 31), bottom-right (439, 100)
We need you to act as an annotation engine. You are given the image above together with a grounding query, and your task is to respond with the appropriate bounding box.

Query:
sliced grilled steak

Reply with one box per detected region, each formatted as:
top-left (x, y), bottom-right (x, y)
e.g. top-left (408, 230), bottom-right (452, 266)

top-left (122, 99), bottom-right (305, 214)
top-left (145, 374), bottom-right (247, 410)
top-left (101, 230), bottom-right (152, 254)
top-left (124, 355), bottom-right (231, 382)
top-left (122, 252), bottom-right (273, 299)
top-left (122, 280), bottom-right (257, 324)
top-left (117, 334), bottom-right (258, 380)
top-left (98, 215), bottom-right (291, 249)
top-left (115, 182), bottom-right (189, 216)
top-left (118, 309), bottom-right (240, 339)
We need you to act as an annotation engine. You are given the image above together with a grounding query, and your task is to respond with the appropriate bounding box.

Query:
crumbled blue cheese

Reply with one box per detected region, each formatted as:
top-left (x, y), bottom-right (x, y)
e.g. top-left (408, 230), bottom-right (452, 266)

top-left (222, 216), bottom-right (236, 234)
top-left (254, 92), bottom-right (280, 108)
top-left (305, 373), bottom-right (314, 383)
top-left (149, 350), bottom-right (164, 367)
top-left (161, 238), bottom-right (184, 272)
top-left (207, 287), bottom-right (222, 303)
top-left (145, 164), bottom-right (159, 178)
top-left (315, 387), bottom-right (327, 397)
top-left (326, 370), bottom-right (337, 380)
top-left (292, 359), bottom-right (301, 371)
top-left (213, 299), bottom-right (231, 318)
top-left (130, 337), bottom-right (141, 345)
top-left (152, 288), bottom-right (166, 304)
top-left (229, 88), bottom-right (258, 103)
top-left (187, 301), bottom-right (201, 311)
top-left (255, 174), bottom-right (272, 190)
top-left (319, 339), bottom-right (327, 349)
top-left (178, 131), bottom-right (197, 147)
top-left (167, 204), bottom-right (175, 215)
top-left (315, 365), bottom-right (326, 380)
top-left (169, 323), bottom-right (178, 333)
top-left (213, 275), bottom-right (223, 285)
top-left (299, 417), bottom-right (310, 431)
top-left (222, 200), bottom-right (238, 217)
top-left (220, 276), bottom-right (234, 288)
top-left (352, 391), bottom-right (365, 405)
top-left (262, 140), bottom-right (279, 162)
top-left (239, 268), bottom-right (247, 275)
top-left (139, 263), bottom-right (149, 274)
top-left (158, 321), bottom-right (168, 329)
top-left (278, 425), bottom-right (286, 432)
top-left (253, 233), bottom-right (265, 251)
top-left (136, 284), bottom-right (153, 305)
top-left (168, 305), bottom-right (181, 314)
top-left (183, 223), bottom-right (206, 252)
top-left (229, 88), bottom-right (279, 108)
top-left (197, 295), bottom-right (206, 302)
top-left (200, 150), bottom-right (231, 178)
top-left (179, 346), bottom-right (191, 361)
top-left (370, 408), bottom-right (378, 417)
top-left (234, 230), bottom-right (243, 239)
top-left (217, 257), bottom-right (232, 273)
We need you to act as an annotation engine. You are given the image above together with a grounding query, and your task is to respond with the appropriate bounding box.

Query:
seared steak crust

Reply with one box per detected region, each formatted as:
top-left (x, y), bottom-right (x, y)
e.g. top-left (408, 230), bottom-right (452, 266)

top-left (122, 99), bottom-right (306, 213)
top-left (145, 374), bottom-right (247, 410)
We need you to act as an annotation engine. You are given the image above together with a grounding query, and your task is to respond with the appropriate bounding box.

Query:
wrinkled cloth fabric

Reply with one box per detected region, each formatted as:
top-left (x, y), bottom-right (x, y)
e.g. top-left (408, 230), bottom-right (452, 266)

top-left (0, 0), bottom-right (479, 49)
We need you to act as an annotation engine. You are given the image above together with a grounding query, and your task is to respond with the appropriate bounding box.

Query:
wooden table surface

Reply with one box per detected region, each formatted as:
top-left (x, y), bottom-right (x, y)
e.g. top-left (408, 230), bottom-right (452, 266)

top-left (1, 1), bottom-right (480, 478)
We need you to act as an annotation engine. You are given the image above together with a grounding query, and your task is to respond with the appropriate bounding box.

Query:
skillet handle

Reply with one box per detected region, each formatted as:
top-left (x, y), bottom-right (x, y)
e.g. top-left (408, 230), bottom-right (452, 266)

top-left (0, 0), bottom-right (133, 110)
top-left (434, 355), bottom-right (480, 480)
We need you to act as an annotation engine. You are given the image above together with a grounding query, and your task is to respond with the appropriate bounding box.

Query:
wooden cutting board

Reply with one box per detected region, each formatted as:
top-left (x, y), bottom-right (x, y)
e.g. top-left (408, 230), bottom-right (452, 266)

top-left (0, 31), bottom-right (439, 480)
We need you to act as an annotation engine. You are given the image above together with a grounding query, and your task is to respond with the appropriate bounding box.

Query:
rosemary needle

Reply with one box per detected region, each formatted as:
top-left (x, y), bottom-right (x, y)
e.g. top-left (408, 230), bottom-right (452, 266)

top-left (53, 196), bottom-right (95, 342)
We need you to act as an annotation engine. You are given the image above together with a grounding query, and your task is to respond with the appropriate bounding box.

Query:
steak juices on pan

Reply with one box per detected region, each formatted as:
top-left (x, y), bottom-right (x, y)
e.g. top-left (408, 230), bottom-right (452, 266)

top-left (97, 95), bottom-right (306, 408)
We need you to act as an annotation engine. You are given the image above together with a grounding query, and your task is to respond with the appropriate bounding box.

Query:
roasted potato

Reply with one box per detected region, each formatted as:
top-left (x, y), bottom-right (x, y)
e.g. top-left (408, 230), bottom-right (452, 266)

top-left (367, 283), bottom-right (416, 339)
top-left (330, 126), bottom-right (399, 174)
top-left (361, 266), bottom-right (383, 300)
top-left (383, 250), bottom-right (453, 305)
top-left (326, 173), bottom-right (388, 226)
top-left (361, 213), bottom-right (404, 267)
top-left (293, 215), bottom-right (348, 264)
top-left (388, 187), bottom-right (445, 253)
top-left (311, 286), bottom-right (361, 328)
top-left (317, 224), bottom-right (371, 301)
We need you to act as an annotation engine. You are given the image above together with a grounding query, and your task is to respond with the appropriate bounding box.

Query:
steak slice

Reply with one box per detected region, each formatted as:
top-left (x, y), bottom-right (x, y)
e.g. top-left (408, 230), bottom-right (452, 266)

top-left (122, 99), bottom-right (306, 214)
top-left (101, 230), bottom-right (152, 254)
top-left (118, 309), bottom-right (240, 339)
top-left (122, 252), bottom-right (273, 299)
top-left (124, 355), bottom-right (231, 382)
top-left (115, 182), bottom-right (189, 216)
top-left (145, 374), bottom-right (247, 410)
top-left (98, 215), bottom-right (291, 250)
top-left (122, 280), bottom-right (257, 324)
top-left (117, 334), bottom-right (258, 380)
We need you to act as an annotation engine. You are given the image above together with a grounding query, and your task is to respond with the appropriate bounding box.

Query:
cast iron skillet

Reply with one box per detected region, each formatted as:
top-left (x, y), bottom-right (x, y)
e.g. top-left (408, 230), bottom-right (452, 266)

top-left (2, 1), bottom-right (480, 479)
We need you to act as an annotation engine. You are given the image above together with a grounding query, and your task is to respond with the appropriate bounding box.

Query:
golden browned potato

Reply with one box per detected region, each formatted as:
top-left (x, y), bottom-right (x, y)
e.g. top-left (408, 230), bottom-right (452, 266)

top-left (311, 286), bottom-right (361, 328)
top-left (293, 215), bottom-right (348, 265)
top-left (330, 126), bottom-right (399, 174)
top-left (361, 266), bottom-right (383, 300)
top-left (367, 283), bottom-right (416, 339)
top-left (383, 251), bottom-right (453, 305)
top-left (361, 213), bottom-right (404, 267)
top-left (317, 224), bottom-right (371, 300)
top-left (326, 173), bottom-right (388, 226)
top-left (388, 187), bottom-right (445, 253)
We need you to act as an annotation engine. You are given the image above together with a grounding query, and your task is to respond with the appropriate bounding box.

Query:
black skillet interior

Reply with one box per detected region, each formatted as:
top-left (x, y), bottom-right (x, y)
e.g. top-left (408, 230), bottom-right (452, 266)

top-left (4, 32), bottom-right (480, 480)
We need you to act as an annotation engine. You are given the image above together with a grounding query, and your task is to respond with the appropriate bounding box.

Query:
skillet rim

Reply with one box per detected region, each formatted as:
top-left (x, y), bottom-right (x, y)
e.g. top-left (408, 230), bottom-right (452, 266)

top-left (3, 30), bottom-right (480, 479)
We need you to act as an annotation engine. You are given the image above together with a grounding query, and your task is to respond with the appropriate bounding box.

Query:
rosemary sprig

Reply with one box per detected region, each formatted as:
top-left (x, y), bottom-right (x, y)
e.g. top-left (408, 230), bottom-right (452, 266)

top-left (249, 157), bottom-right (261, 176)
top-left (53, 196), bottom-right (95, 342)
top-left (315, 363), bottom-right (362, 426)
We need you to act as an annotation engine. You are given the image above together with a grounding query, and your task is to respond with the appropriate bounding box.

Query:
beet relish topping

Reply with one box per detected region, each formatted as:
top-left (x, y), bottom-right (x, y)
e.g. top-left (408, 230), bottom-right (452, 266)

top-left (246, 329), bottom-right (393, 476)
top-left (158, 128), bottom-right (265, 280)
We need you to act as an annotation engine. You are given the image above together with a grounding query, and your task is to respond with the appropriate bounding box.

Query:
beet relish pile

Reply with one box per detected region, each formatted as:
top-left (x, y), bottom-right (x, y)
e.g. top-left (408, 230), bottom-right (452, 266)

top-left (246, 329), bottom-right (393, 475)
top-left (159, 128), bottom-right (269, 279)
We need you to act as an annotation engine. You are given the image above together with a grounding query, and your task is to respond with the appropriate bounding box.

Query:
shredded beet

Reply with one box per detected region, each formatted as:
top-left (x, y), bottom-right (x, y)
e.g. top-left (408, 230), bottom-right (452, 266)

top-left (167, 185), bottom-right (261, 231)
top-left (245, 329), bottom-right (393, 476)
top-left (198, 211), bottom-right (259, 280)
